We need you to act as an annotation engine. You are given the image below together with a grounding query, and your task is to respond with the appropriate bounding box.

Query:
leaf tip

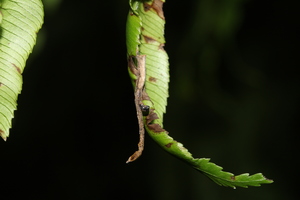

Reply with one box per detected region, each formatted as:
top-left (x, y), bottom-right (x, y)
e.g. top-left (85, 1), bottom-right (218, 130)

top-left (0, 130), bottom-right (7, 141)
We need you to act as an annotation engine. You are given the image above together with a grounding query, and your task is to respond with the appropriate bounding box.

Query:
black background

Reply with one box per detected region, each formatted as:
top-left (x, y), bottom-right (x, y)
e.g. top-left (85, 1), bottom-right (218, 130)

top-left (1, 0), bottom-right (299, 199)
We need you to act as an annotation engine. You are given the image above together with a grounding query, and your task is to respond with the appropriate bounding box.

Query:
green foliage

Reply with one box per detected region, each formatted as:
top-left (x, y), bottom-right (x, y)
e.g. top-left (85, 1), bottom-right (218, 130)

top-left (0, 0), bottom-right (43, 140)
top-left (192, 158), bottom-right (273, 188)
top-left (126, 0), bottom-right (273, 188)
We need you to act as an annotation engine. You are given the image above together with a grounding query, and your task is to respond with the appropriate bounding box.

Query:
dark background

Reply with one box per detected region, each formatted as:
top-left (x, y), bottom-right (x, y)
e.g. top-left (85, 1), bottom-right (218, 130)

top-left (1, 0), bottom-right (299, 199)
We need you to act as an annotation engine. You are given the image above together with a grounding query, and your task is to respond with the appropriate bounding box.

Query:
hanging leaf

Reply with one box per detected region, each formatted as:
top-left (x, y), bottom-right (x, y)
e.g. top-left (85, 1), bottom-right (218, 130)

top-left (126, 0), bottom-right (273, 188)
top-left (0, 0), bottom-right (44, 140)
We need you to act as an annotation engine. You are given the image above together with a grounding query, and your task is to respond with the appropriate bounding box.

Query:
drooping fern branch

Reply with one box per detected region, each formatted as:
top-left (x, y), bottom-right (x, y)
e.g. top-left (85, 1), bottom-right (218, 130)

top-left (0, 0), bottom-right (43, 140)
top-left (126, 0), bottom-right (273, 188)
